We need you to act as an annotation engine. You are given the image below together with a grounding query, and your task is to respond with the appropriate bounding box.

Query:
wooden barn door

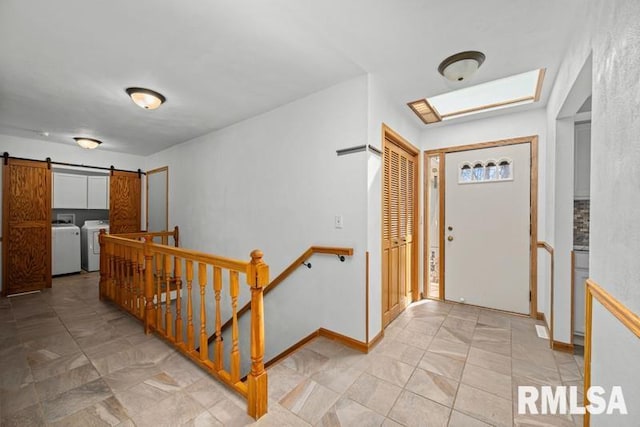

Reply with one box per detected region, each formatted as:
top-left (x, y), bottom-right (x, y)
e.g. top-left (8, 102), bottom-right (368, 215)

top-left (382, 127), bottom-right (418, 327)
top-left (109, 171), bottom-right (141, 234)
top-left (2, 159), bottom-right (52, 296)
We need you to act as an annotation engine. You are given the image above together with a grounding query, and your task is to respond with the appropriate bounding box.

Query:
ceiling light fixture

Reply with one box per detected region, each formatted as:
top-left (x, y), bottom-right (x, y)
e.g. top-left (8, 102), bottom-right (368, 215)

top-left (74, 137), bottom-right (102, 149)
top-left (125, 87), bottom-right (166, 110)
top-left (438, 51), bottom-right (486, 82)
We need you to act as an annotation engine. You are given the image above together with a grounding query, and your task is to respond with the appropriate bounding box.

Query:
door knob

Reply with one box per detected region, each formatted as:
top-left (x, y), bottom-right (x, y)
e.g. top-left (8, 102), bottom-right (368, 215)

top-left (447, 235), bottom-right (454, 242)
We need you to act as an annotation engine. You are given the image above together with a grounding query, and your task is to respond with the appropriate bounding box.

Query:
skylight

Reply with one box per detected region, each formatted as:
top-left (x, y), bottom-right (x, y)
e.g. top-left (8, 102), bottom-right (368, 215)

top-left (408, 69), bottom-right (545, 125)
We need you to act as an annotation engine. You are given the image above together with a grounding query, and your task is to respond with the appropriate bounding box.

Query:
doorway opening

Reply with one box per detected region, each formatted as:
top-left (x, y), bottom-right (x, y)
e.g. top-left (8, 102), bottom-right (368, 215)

top-left (551, 53), bottom-right (593, 352)
top-left (424, 136), bottom-right (538, 316)
top-left (146, 166), bottom-right (169, 233)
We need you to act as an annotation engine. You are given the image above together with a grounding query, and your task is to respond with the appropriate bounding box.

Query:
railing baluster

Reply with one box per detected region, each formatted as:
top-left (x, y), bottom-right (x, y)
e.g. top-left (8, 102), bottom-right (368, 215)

top-left (213, 267), bottom-right (223, 371)
top-left (113, 245), bottom-right (119, 304)
top-left (186, 260), bottom-right (195, 351)
top-left (175, 257), bottom-right (183, 344)
top-left (199, 263), bottom-right (208, 361)
top-left (99, 230), bottom-right (106, 300)
top-left (138, 249), bottom-right (145, 319)
top-left (120, 245), bottom-right (126, 307)
top-left (155, 254), bottom-right (163, 332)
top-left (130, 247), bottom-right (135, 314)
top-left (116, 245), bottom-right (123, 306)
top-left (164, 254), bottom-right (173, 340)
top-left (230, 270), bottom-right (240, 383)
top-left (143, 235), bottom-right (155, 334)
top-left (107, 241), bottom-right (114, 300)
top-left (111, 245), bottom-right (117, 303)
top-left (130, 246), bottom-right (137, 314)
top-left (126, 246), bottom-right (133, 312)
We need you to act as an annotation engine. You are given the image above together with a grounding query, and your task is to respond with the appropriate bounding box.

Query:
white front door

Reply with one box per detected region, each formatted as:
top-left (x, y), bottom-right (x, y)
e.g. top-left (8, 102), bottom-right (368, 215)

top-left (444, 143), bottom-right (531, 314)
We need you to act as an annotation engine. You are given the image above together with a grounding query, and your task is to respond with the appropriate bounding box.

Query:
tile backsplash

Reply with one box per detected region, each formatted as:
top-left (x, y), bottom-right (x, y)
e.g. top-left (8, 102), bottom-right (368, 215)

top-left (573, 199), bottom-right (590, 247)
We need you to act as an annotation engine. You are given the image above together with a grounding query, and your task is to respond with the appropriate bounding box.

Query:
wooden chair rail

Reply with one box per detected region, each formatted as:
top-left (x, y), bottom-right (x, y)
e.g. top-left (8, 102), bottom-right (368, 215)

top-left (98, 231), bottom-right (269, 419)
top-left (584, 278), bottom-right (640, 427)
top-left (586, 279), bottom-right (640, 338)
top-left (536, 241), bottom-right (554, 255)
top-left (208, 246), bottom-right (354, 346)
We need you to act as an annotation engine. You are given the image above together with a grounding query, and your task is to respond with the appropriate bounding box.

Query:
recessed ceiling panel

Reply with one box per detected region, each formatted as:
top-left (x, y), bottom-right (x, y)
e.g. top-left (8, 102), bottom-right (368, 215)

top-left (427, 69), bottom-right (544, 120)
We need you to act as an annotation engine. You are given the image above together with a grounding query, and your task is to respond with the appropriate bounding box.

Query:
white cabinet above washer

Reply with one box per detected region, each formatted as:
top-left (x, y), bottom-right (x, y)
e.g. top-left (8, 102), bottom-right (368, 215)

top-left (53, 173), bottom-right (88, 209)
top-left (87, 176), bottom-right (109, 209)
top-left (53, 172), bottom-right (109, 209)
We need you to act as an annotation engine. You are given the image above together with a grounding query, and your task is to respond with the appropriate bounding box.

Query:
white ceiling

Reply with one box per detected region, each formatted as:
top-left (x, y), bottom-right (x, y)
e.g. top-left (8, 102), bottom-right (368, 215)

top-left (0, 0), bottom-right (583, 155)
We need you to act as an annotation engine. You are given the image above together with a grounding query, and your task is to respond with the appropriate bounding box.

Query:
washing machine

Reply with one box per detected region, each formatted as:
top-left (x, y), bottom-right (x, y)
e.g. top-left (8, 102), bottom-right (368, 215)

top-left (81, 220), bottom-right (109, 272)
top-left (52, 224), bottom-right (81, 275)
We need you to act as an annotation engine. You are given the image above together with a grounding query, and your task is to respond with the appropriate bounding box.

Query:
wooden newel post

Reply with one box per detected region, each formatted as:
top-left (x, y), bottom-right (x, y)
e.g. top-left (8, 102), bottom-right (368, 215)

top-left (98, 229), bottom-right (107, 300)
top-left (246, 249), bottom-right (269, 419)
top-left (143, 235), bottom-right (156, 334)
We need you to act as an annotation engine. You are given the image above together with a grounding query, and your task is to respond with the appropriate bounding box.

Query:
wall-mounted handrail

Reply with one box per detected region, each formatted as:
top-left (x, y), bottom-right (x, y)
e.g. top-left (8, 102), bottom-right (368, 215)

top-left (207, 246), bottom-right (354, 345)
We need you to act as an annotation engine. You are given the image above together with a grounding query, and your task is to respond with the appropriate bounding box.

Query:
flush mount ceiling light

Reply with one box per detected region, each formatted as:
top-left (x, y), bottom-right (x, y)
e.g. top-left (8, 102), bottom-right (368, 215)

top-left (74, 137), bottom-right (102, 149)
top-left (438, 51), bottom-right (486, 82)
top-left (125, 87), bottom-right (166, 110)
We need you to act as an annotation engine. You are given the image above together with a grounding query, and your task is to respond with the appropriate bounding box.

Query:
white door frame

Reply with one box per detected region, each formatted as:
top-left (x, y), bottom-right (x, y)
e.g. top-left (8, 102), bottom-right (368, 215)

top-left (424, 136), bottom-right (539, 318)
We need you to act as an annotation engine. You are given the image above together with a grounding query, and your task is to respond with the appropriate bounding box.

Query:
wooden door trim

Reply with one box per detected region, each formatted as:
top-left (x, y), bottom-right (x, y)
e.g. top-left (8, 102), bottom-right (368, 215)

top-left (145, 166), bottom-right (169, 232)
top-left (381, 123), bottom-right (420, 329)
top-left (425, 135), bottom-right (537, 156)
top-left (382, 124), bottom-right (420, 156)
top-left (424, 135), bottom-right (539, 317)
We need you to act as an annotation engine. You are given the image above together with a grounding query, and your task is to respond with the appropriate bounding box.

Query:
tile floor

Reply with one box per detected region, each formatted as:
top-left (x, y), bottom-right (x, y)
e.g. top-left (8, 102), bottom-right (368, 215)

top-left (0, 273), bottom-right (584, 426)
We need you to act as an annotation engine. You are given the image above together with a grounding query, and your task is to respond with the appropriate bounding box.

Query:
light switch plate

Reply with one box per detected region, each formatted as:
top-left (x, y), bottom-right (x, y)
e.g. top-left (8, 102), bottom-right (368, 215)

top-left (334, 215), bottom-right (343, 229)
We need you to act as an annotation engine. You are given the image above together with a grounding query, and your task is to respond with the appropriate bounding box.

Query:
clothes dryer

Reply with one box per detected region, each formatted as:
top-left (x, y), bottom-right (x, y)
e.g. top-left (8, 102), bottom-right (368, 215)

top-left (81, 220), bottom-right (109, 272)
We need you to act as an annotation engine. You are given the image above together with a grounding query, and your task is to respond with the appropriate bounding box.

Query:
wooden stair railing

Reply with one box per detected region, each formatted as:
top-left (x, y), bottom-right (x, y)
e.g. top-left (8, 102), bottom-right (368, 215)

top-left (98, 231), bottom-right (269, 419)
top-left (206, 246), bottom-right (354, 347)
top-left (113, 227), bottom-right (182, 292)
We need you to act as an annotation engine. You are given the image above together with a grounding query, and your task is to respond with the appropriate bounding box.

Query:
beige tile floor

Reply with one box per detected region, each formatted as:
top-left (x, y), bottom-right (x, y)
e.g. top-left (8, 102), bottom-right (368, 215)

top-left (0, 273), bottom-right (583, 426)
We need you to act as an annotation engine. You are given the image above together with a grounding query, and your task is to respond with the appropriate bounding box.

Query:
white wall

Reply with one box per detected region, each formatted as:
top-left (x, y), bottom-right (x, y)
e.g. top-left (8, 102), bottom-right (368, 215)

top-left (420, 108), bottom-right (550, 322)
top-left (0, 135), bottom-right (146, 171)
top-left (366, 74), bottom-right (422, 340)
top-left (546, 0), bottom-right (640, 423)
top-left (0, 135), bottom-right (146, 291)
top-left (146, 76), bottom-right (370, 362)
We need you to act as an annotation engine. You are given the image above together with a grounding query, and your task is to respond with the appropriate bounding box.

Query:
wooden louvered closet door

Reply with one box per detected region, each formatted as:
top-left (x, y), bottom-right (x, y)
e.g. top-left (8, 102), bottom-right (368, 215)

top-left (2, 159), bottom-right (52, 296)
top-left (382, 139), bottom-right (416, 327)
top-left (109, 171), bottom-right (141, 234)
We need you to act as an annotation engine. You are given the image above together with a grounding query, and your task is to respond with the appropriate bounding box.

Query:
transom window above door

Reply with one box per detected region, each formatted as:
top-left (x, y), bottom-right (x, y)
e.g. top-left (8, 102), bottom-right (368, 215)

top-left (459, 159), bottom-right (513, 183)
